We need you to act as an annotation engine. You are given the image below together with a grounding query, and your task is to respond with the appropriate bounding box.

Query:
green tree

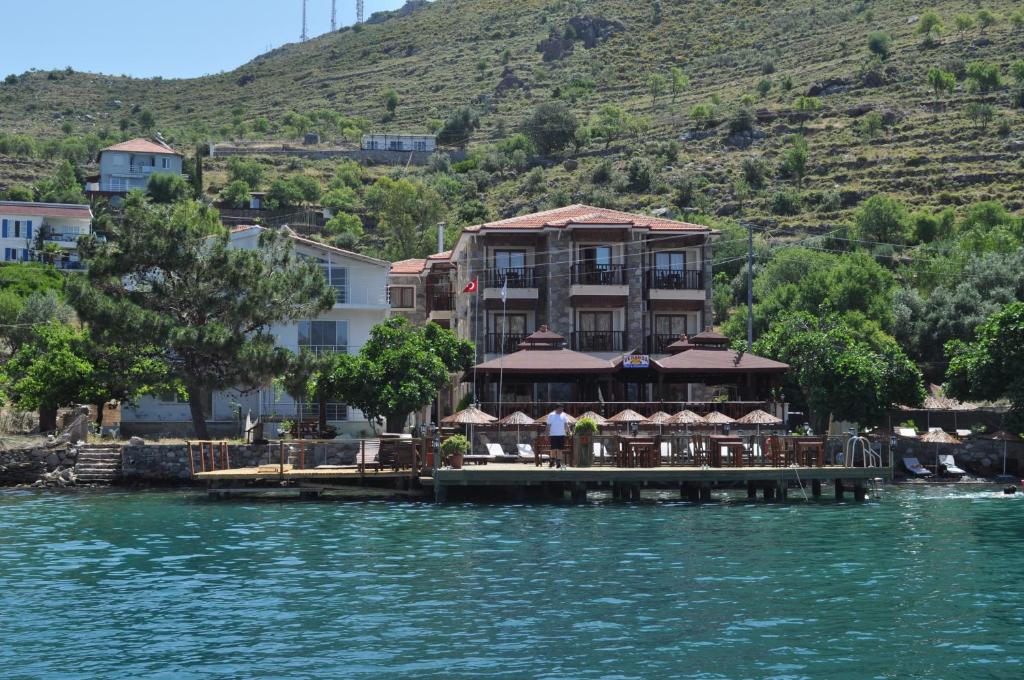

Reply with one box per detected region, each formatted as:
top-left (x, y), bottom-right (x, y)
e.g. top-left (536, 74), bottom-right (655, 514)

top-left (364, 176), bottom-right (444, 260)
top-left (867, 30), bottom-right (892, 59)
top-left (755, 312), bottom-right (924, 432)
top-left (965, 60), bottom-right (1001, 92)
top-left (648, 72), bottom-right (668, 105)
top-left (266, 177), bottom-right (304, 209)
top-left (138, 109), bottom-right (156, 132)
top-left (965, 101), bottom-right (996, 129)
top-left (437, 106), bottom-right (480, 146)
top-left (220, 180), bottom-right (252, 208)
top-left (321, 186), bottom-right (357, 213)
top-left (946, 302), bottom-right (1024, 428)
top-left (670, 67), bottom-right (690, 102)
top-left (67, 197), bottom-right (335, 438)
top-left (383, 88), bottom-right (400, 115)
top-left (591, 104), bottom-right (636, 147)
top-left (779, 134), bottom-right (809, 185)
top-left (35, 160), bottom-right (86, 204)
top-left (146, 173), bottom-right (191, 204)
top-left (954, 13), bottom-right (975, 36)
top-left (855, 194), bottom-right (909, 243)
top-left (977, 9), bottom-right (999, 33)
top-left (192, 146), bottom-right (204, 198)
top-left (317, 318), bottom-right (474, 432)
top-left (289, 175), bottom-right (322, 204)
top-left (227, 158), bottom-right (265, 190)
top-left (916, 10), bottom-right (944, 43)
top-left (927, 66), bottom-right (956, 97)
top-left (524, 101), bottom-right (578, 154)
top-left (794, 96), bottom-right (819, 129)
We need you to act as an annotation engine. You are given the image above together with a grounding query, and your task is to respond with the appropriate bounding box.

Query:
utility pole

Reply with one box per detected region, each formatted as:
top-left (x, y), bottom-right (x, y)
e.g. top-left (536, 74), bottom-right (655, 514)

top-left (301, 0), bottom-right (308, 41)
top-left (356, 0), bottom-right (365, 24)
top-left (746, 221), bottom-right (754, 352)
top-left (331, 0), bottom-right (337, 31)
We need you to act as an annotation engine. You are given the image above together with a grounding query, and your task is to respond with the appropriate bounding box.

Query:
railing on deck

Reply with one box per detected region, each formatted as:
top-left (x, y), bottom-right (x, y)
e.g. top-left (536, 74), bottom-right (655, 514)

top-left (187, 438), bottom-right (423, 478)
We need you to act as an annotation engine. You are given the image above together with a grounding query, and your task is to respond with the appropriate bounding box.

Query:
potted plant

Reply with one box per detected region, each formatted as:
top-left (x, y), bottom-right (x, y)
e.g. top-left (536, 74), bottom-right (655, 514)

top-left (574, 417), bottom-right (599, 467)
top-left (441, 434), bottom-right (469, 470)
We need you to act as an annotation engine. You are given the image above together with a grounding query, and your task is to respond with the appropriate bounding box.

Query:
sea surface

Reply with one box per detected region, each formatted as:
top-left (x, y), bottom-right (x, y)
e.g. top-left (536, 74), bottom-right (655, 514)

top-left (1, 486), bottom-right (1022, 679)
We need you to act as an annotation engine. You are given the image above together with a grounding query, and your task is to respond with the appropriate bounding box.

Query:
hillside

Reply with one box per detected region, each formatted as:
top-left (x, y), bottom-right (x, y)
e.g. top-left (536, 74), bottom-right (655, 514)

top-left (3, 0), bottom-right (1024, 230)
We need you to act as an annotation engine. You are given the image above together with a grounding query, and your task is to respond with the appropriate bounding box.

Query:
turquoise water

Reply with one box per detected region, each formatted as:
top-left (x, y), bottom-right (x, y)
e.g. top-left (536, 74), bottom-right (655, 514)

top-left (1, 487), bottom-right (1022, 679)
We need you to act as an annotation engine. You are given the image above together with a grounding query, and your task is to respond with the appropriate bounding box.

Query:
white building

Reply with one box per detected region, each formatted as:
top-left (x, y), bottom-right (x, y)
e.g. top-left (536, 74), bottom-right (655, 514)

top-left (120, 226), bottom-right (391, 438)
top-left (0, 201), bottom-right (93, 268)
top-left (361, 133), bottom-right (436, 153)
top-left (88, 137), bottom-right (183, 194)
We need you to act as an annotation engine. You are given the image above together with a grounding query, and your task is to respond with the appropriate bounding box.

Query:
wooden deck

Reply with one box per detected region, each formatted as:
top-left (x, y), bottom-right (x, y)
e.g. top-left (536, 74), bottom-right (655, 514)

top-left (195, 466), bottom-right (413, 481)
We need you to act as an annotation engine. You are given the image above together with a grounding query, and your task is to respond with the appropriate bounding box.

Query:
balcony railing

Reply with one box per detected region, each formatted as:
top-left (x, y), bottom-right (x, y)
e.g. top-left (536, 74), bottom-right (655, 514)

top-left (298, 344), bottom-right (348, 356)
top-left (571, 331), bottom-right (626, 352)
top-left (44, 233), bottom-right (85, 244)
top-left (485, 332), bottom-right (528, 354)
top-left (646, 333), bottom-right (681, 354)
top-left (647, 269), bottom-right (704, 290)
top-left (571, 264), bottom-right (627, 286)
top-left (486, 267), bottom-right (536, 288)
top-left (427, 290), bottom-right (454, 313)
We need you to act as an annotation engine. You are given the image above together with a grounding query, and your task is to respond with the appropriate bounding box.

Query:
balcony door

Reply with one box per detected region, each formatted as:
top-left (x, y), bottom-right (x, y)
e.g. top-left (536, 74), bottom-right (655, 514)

top-left (493, 250), bottom-right (527, 287)
top-left (655, 251), bottom-right (686, 272)
top-left (577, 311), bottom-right (615, 351)
top-left (492, 313), bottom-right (527, 353)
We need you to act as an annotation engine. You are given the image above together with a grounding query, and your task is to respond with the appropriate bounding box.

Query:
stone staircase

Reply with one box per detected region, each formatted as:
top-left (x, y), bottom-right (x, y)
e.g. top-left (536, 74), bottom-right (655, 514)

top-left (74, 444), bottom-right (123, 485)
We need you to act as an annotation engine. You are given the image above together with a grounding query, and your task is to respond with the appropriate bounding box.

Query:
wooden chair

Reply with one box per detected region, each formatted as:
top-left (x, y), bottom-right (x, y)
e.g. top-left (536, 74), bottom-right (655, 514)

top-left (765, 436), bottom-right (785, 467)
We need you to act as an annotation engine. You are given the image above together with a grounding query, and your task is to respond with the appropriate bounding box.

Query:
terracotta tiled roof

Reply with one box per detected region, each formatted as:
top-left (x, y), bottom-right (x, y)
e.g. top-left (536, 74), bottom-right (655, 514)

top-left (427, 250), bottom-right (452, 260)
top-left (464, 204), bottom-right (710, 233)
top-left (474, 348), bottom-right (617, 375)
top-left (390, 258), bottom-right (428, 274)
top-left (0, 201), bottom-right (92, 220)
top-left (100, 138), bottom-right (181, 156)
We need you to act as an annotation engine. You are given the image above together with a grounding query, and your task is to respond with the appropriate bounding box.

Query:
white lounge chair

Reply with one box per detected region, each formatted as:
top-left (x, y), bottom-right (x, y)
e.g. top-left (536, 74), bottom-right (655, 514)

top-left (592, 441), bottom-right (610, 464)
top-left (903, 457), bottom-right (933, 477)
top-left (896, 427), bottom-right (918, 438)
top-left (938, 454), bottom-right (966, 476)
top-left (517, 443), bottom-right (549, 463)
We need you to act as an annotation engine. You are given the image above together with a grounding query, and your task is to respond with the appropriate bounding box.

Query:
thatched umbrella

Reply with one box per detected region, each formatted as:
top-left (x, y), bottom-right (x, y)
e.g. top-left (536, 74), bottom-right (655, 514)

top-left (608, 409), bottom-right (646, 425)
top-left (920, 429), bottom-right (962, 473)
top-left (702, 411), bottom-right (736, 428)
top-left (442, 406), bottom-right (497, 425)
top-left (646, 411), bottom-right (673, 425)
top-left (983, 430), bottom-right (1022, 477)
top-left (735, 409), bottom-right (784, 458)
top-left (498, 410), bottom-right (538, 444)
top-left (537, 410), bottom-right (578, 427)
top-left (576, 411), bottom-right (609, 426)
top-left (668, 410), bottom-right (706, 426)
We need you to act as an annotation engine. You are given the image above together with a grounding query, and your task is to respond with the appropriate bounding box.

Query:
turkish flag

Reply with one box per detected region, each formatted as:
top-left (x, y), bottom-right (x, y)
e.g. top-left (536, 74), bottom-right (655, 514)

top-left (463, 278), bottom-right (478, 293)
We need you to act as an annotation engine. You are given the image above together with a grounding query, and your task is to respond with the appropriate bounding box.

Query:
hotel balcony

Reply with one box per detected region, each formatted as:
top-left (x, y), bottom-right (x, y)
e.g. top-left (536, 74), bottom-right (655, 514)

top-left (571, 330), bottom-right (626, 353)
top-left (570, 264), bottom-right (629, 299)
top-left (645, 268), bottom-right (706, 301)
top-left (485, 332), bottom-right (528, 355)
top-left (427, 288), bottom-right (455, 324)
top-left (483, 267), bottom-right (538, 301)
top-left (645, 333), bottom-right (680, 354)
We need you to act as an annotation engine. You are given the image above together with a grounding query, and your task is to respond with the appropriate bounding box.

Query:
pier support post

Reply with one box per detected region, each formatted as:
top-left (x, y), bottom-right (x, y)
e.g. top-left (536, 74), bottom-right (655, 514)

top-left (571, 483), bottom-right (588, 504)
top-left (776, 482), bottom-right (788, 501)
top-left (834, 480), bottom-right (845, 501)
top-left (299, 489), bottom-right (321, 500)
top-left (853, 483), bottom-right (866, 502)
top-left (812, 480), bottom-right (822, 498)
top-left (747, 482), bottom-right (757, 499)
top-left (699, 486), bottom-right (711, 502)
top-left (763, 485), bottom-right (775, 501)
top-left (435, 484), bottom-right (448, 504)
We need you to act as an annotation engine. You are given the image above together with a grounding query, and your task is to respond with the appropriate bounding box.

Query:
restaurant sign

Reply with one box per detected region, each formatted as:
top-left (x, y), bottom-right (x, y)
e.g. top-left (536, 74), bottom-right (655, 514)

top-left (622, 354), bottom-right (650, 369)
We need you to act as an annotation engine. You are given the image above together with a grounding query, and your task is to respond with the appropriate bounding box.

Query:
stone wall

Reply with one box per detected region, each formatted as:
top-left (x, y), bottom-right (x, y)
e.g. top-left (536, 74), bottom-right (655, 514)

top-left (0, 445), bottom-right (75, 485)
top-left (121, 441), bottom-right (364, 481)
top-left (894, 437), bottom-right (1024, 477)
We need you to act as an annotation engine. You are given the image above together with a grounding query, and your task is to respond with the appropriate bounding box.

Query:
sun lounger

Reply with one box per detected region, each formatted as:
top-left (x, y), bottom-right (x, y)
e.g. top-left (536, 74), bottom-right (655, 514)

top-left (465, 443), bottom-right (518, 465)
top-left (938, 454), bottom-right (966, 476)
top-left (956, 429), bottom-right (972, 438)
top-left (517, 443), bottom-right (549, 463)
top-left (903, 457), bottom-right (933, 476)
top-left (896, 427), bottom-right (918, 438)
top-left (592, 441), bottom-right (610, 464)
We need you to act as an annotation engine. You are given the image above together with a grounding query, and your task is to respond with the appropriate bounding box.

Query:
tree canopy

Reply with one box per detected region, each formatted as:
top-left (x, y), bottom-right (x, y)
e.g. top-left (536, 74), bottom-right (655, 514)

top-left (317, 318), bottom-right (474, 433)
top-left (67, 196), bottom-right (335, 438)
top-left (364, 176), bottom-right (444, 260)
top-left (524, 102), bottom-right (578, 155)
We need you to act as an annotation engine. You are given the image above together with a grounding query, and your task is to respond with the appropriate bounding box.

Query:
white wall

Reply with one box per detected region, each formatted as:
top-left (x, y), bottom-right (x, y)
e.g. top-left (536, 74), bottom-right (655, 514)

top-left (99, 151), bottom-right (183, 192)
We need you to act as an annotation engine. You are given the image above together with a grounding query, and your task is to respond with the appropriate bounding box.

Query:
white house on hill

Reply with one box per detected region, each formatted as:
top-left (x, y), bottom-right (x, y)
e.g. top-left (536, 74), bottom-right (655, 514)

top-left (120, 226), bottom-right (391, 438)
top-left (87, 137), bottom-right (183, 195)
top-left (0, 201), bottom-right (93, 268)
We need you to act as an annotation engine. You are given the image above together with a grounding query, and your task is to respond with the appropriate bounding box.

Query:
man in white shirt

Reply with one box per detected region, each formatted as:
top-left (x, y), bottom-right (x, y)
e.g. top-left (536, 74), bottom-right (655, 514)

top-left (547, 405), bottom-right (570, 468)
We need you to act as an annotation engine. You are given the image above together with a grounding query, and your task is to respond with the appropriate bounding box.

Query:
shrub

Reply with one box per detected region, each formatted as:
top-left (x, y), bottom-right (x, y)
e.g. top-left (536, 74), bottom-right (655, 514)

top-left (965, 101), bottom-right (995, 129)
top-left (626, 157), bottom-right (654, 191)
top-left (916, 10), bottom-right (944, 43)
top-left (779, 135), bottom-right (809, 185)
top-left (524, 166), bottom-right (545, 193)
top-left (437, 106), bottom-right (480, 146)
top-left (867, 31), bottom-right (892, 59)
top-left (727, 108), bottom-right (754, 135)
top-left (770, 190), bottom-right (801, 215)
top-left (146, 173), bottom-right (191, 204)
top-left (977, 9), bottom-right (999, 32)
top-left (574, 417), bottom-right (599, 436)
top-left (855, 194), bottom-right (909, 243)
top-left (781, 74), bottom-right (793, 91)
top-left (741, 156), bottom-right (768, 189)
top-left (227, 158), bottom-right (264, 190)
top-left (591, 158), bottom-right (614, 184)
top-left (858, 110), bottom-right (885, 137)
top-left (440, 434), bottom-right (469, 462)
top-left (756, 79), bottom-right (772, 97)
top-left (524, 101), bottom-right (577, 154)
top-left (220, 180), bottom-right (252, 208)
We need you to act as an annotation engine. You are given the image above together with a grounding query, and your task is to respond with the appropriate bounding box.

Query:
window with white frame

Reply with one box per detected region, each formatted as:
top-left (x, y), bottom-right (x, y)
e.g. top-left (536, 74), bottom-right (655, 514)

top-left (321, 265), bottom-right (348, 303)
top-left (299, 320), bottom-right (348, 355)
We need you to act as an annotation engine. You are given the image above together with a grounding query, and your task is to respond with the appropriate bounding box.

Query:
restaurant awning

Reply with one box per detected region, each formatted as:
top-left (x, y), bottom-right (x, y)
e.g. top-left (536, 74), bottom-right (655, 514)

top-left (473, 326), bottom-right (617, 375)
top-left (654, 349), bottom-right (789, 375)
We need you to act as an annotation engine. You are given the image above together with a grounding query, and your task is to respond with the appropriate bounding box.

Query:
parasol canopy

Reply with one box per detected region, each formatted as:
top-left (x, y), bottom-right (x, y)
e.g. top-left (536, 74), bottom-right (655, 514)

top-left (645, 411), bottom-right (674, 425)
top-left (497, 410), bottom-right (538, 426)
top-left (919, 429), bottom-right (961, 444)
top-left (441, 406), bottom-right (497, 425)
top-left (702, 410), bottom-right (736, 425)
top-left (982, 430), bottom-right (1022, 442)
top-left (608, 409), bottom-right (647, 424)
top-left (576, 411), bottom-right (609, 425)
top-left (668, 409), bottom-right (706, 425)
top-left (735, 409), bottom-right (783, 426)
top-left (537, 410), bottom-right (578, 426)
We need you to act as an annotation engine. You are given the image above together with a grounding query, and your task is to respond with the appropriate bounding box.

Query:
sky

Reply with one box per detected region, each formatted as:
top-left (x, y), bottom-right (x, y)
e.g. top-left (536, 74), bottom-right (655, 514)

top-left (2, 0), bottom-right (409, 79)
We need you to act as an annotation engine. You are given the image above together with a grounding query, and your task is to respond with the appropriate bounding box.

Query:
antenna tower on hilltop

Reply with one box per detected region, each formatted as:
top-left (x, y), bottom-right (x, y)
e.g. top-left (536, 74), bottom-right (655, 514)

top-left (356, 0), bottom-right (365, 24)
top-left (331, 0), bottom-right (337, 31)
top-left (301, 0), bottom-right (309, 41)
